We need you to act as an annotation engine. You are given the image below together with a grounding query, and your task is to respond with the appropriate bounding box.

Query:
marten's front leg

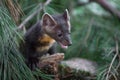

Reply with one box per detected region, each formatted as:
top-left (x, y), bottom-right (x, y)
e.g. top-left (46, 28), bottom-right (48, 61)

top-left (27, 50), bottom-right (49, 70)
top-left (25, 49), bottom-right (41, 70)
top-left (27, 56), bottom-right (39, 70)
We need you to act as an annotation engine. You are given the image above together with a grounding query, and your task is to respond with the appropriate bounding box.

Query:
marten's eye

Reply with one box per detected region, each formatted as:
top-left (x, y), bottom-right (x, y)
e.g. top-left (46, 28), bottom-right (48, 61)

top-left (57, 31), bottom-right (62, 38)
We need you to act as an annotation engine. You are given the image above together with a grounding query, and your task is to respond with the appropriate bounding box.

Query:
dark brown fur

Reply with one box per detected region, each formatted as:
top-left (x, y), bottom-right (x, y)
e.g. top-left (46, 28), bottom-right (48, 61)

top-left (20, 10), bottom-right (72, 70)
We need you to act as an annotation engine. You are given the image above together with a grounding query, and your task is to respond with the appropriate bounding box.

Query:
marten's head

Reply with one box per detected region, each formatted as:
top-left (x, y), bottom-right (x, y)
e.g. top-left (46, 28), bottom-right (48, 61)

top-left (41, 9), bottom-right (72, 49)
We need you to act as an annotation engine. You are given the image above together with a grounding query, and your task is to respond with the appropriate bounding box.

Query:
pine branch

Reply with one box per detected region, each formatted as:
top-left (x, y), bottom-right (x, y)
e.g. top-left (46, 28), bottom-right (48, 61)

top-left (17, 3), bottom-right (42, 30)
top-left (0, 6), bottom-right (35, 80)
top-left (106, 38), bottom-right (119, 80)
top-left (17, 0), bottom-right (52, 30)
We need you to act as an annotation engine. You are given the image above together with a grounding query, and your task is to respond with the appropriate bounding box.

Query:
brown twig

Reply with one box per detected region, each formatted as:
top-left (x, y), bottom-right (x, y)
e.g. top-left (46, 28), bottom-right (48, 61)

top-left (17, 0), bottom-right (52, 30)
top-left (6, 0), bottom-right (23, 25)
top-left (77, 0), bottom-right (120, 19)
top-left (94, 0), bottom-right (120, 19)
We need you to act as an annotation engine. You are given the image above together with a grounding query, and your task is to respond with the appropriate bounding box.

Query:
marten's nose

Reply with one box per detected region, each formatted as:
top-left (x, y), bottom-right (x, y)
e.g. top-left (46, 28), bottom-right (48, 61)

top-left (68, 41), bottom-right (72, 46)
top-left (65, 34), bottom-right (72, 46)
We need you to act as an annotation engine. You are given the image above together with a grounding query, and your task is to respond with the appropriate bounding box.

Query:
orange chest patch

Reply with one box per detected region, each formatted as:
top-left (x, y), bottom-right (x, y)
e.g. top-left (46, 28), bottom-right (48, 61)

top-left (37, 34), bottom-right (55, 52)
top-left (38, 34), bottom-right (55, 44)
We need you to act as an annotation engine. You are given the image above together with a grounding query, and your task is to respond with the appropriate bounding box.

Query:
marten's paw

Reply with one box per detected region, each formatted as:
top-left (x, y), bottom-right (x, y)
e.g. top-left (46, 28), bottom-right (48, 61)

top-left (27, 57), bottom-right (39, 70)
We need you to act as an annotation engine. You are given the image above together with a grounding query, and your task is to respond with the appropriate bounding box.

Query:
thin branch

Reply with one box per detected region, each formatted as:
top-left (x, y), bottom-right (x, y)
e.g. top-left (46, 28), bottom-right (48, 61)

top-left (106, 48), bottom-right (115, 57)
top-left (93, 0), bottom-right (120, 19)
top-left (77, 0), bottom-right (120, 19)
top-left (17, 3), bottom-right (42, 30)
top-left (111, 72), bottom-right (118, 80)
top-left (98, 0), bottom-right (120, 18)
top-left (105, 39), bottom-right (119, 80)
top-left (98, 68), bottom-right (107, 80)
top-left (44, 0), bottom-right (52, 6)
top-left (17, 0), bottom-right (52, 30)
top-left (84, 18), bottom-right (94, 46)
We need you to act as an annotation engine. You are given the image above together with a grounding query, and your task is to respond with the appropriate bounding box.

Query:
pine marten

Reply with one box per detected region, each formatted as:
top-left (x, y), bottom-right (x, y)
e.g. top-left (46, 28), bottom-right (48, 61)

top-left (21, 9), bottom-right (72, 70)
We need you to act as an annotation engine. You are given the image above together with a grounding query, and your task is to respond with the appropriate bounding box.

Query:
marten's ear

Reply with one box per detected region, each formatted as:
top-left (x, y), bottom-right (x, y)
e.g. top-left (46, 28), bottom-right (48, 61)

top-left (42, 13), bottom-right (57, 27)
top-left (63, 9), bottom-right (70, 20)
